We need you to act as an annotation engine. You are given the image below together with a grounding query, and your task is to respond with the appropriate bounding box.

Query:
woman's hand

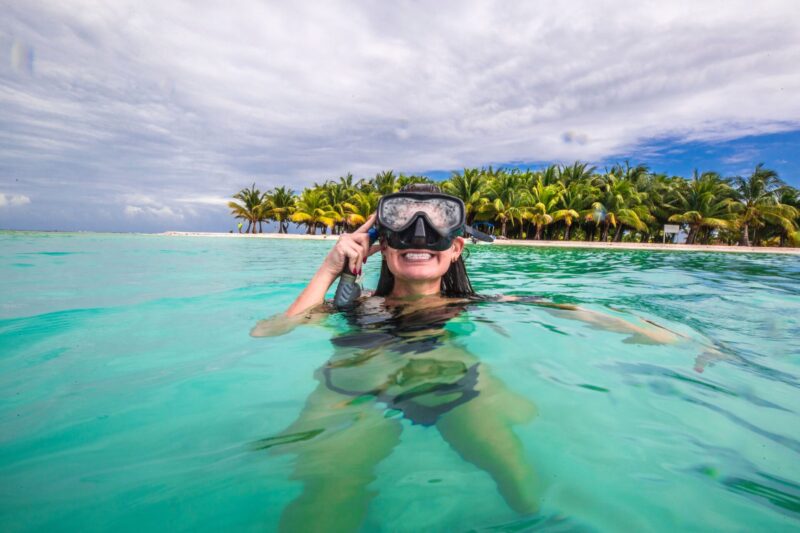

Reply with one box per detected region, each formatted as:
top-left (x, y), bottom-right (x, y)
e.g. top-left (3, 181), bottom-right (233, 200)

top-left (321, 214), bottom-right (380, 277)
top-left (284, 214), bottom-right (380, 317)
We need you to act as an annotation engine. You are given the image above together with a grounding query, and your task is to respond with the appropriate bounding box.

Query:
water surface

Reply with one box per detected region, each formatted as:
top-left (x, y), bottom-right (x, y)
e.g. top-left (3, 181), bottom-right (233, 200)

top-left (1, 232), bottom-right (798, 531)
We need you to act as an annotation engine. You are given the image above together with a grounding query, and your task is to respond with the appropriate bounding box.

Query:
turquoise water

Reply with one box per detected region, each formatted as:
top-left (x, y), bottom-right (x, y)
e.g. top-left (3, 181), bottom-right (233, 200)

top-left (1, 232), bottom-right (799, 532)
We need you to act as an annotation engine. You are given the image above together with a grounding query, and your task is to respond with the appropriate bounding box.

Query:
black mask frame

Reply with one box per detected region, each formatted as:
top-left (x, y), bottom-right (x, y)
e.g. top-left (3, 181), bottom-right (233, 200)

top-left (376, 192), bottom-right (466, 251)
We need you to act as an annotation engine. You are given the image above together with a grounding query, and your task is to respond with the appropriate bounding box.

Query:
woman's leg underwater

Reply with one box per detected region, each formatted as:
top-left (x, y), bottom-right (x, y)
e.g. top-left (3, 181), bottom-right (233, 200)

top-left (274, 383), bottom-right (402, 533)
top-left (435, 369), bottom-right (540, 514)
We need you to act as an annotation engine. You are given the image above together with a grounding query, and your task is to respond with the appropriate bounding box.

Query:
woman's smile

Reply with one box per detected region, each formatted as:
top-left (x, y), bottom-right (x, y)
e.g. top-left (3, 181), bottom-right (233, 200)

top-left (400, 250), bottom-right (437, 263)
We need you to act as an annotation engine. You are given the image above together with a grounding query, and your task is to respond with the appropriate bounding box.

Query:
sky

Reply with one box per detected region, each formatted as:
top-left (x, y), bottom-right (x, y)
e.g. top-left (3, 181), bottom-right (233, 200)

top-left (1, 0), bottom-right (799, 233)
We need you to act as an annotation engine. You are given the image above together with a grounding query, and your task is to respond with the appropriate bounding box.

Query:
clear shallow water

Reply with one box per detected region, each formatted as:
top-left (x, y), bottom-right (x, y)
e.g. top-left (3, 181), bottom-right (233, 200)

top-left (1, 232), bottom-right (799, 532)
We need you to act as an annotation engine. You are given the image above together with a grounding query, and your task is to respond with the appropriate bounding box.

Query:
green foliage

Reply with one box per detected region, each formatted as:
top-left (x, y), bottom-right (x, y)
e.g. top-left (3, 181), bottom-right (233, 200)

top-left (228, 183), bottom-right (266, 234)
top-left (229, 163), bottom-right (800, 247)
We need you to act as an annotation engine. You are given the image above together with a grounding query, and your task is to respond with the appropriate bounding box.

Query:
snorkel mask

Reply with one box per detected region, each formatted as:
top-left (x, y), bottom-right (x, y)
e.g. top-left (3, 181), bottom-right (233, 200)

top-left (376, 191), bottom-right (492, 251)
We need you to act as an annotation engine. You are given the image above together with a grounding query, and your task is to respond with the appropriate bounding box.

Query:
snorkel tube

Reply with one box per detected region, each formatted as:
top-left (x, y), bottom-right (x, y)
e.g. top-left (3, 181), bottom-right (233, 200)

top-left (333, 227), bottom-right (378, 310)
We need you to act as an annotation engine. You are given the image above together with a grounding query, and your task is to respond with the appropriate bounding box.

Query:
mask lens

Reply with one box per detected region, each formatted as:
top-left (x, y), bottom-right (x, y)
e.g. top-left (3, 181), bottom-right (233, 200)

top-left (380, 197), bottom-right (462, 231)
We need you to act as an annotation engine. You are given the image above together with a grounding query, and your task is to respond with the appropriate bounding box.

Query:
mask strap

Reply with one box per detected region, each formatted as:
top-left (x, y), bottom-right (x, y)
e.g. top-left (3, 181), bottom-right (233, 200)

top-left (465, 225), bottom-right (494, 243)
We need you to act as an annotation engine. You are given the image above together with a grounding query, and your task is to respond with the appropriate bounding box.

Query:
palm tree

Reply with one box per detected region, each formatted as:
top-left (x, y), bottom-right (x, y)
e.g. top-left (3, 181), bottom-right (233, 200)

top-left (397, 174), bottom-right (432, 189)
top-left (227, 163), bottom-right (794, 247)
top-left (478, 189), bottom-right (529, 238)
top-left (442, 168), bottom-right (487, 225)
top-left (732, 164), bottom-right (796, 246)
top-left (556, 182), bottom-right (594, 240)
top-left (558, 161), bottom-right (595, 187)
top-left (528, 179), bottom-right (564, 240)
top-left (589, 173), bottom-right (648, 241)
top-left (537, 164), bottom-right (561, 187)
top-left (338, 173), bottom-right (355, 189)
top-left (775, 187), bottom-right (800, 246)
top-left (479, 171), bottom-right (527, 238)
top-left (343, 191), bottom-right (381, 229)
top-left (290, 188), bottom-right (337, 235)
top-left (228, 183), bottom-right (264, 234)
top-left (264, 186), bottom-right (295, 233)
top-left (610, 161), bottom-right (650, 186)
top-left (319, 181), bottom-right (351, 234)
top-left (374, 170), bottom-right (398, 195)
top-left (640, 173), bottom-right (683, 241)
top-left (667, 171), bottom-right (736, 244)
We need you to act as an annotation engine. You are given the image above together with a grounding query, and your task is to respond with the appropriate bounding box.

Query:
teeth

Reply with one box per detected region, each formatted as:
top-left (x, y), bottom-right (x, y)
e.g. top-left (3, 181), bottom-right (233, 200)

top-left (404, 252), bottom-right (432, 261)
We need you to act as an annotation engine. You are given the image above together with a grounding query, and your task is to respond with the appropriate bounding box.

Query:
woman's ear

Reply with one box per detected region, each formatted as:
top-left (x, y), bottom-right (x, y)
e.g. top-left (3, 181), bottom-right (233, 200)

top-left (451, 236), bottom-right (465, 259)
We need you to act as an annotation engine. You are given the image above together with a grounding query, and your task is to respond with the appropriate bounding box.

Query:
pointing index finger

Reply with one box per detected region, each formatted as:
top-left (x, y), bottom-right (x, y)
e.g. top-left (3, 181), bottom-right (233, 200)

top-left (354, 213), bottom-right (376, 234)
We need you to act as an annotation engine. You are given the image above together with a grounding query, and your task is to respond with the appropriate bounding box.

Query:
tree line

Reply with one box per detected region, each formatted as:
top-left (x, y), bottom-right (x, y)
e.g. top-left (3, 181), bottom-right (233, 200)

top-left (228, 163), bottom-right (800, 247)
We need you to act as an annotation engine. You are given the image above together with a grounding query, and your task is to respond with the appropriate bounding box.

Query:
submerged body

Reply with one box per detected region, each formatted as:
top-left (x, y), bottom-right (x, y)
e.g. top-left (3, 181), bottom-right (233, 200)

top-left (253, 186), bottom-right (683, 531)
top-left (252, 293), bottom-right (683, 531)
top-left (254, 295), bottom-right (540, 531)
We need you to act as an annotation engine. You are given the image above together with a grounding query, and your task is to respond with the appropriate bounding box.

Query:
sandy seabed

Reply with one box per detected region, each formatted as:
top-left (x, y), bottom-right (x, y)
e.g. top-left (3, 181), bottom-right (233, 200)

top-left (162, 231), bottom-right (800, 255)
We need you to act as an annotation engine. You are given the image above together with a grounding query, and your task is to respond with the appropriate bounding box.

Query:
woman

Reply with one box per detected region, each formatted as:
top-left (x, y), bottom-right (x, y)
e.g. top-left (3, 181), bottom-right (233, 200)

top-left (253, 184), bottom-right (675, 531)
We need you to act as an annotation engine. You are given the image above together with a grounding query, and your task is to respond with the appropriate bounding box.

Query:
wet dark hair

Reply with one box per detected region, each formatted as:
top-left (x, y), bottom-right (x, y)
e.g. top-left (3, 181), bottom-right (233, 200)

top-left (373, 183), bottom-right (475, 298)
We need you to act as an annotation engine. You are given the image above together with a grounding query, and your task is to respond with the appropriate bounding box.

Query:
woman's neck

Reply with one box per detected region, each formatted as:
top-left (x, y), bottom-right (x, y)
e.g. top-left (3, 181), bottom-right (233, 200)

top-left (390, 278), bottom-right (441, 299)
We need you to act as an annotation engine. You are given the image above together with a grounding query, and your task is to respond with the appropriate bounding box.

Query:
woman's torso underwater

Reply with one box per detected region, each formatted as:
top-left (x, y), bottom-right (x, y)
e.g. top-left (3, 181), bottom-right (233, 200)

top-left (320, 296), bottom-right (484, 426)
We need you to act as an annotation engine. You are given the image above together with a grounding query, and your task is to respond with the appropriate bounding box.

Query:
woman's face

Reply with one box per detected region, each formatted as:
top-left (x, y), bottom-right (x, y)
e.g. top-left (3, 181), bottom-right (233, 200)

top-left (381, 237), bottom-right (465, 283)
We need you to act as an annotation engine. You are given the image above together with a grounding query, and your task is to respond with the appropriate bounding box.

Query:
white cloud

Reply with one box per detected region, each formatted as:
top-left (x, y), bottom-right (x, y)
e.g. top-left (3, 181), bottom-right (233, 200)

top-left (0, 193), bottom-right (31, 207)
top-left (1, 0), bottom-right (799, 230)
top-left (123, 198), bottom-right (184, 219)
top-left (174, 196), bottom-right (228, 206)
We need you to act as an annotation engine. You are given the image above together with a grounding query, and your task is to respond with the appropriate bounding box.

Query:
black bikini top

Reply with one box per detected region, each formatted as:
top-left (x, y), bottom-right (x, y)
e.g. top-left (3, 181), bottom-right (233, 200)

top-left (331, 300), bottom-right (469, 354)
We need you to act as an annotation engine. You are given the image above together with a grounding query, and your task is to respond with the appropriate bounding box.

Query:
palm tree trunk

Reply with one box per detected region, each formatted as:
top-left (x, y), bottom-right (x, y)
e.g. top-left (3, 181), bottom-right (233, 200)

top-left (740, 223), bottom-right (750, 246)
top-left (600, 223), bottom-right (609, 242)
top-left (245, 220), bottom-right (252, 233)
top-left (535, 225), bottom-right (542, 240)
top-left (501, 220), bottom-right (507, 237)
top-left (564, 224), bottom-right (571, 241)
top-left (686, 226), bottom-right (697, 244)
top-left (613, 224), bottom-right (623, 242)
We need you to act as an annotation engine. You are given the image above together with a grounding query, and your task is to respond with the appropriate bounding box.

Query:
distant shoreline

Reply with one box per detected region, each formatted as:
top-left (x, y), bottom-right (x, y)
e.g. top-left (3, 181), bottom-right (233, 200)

top-left (161, 231), bottom-right (800, 255)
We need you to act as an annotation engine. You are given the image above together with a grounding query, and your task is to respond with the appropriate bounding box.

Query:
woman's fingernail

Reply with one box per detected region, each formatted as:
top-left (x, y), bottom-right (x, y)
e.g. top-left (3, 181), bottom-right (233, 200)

top-left (362, 257), bottom-right (367, 263)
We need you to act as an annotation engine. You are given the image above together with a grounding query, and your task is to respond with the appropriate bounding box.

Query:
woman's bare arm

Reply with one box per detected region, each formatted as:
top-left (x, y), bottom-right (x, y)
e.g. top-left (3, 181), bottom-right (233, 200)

top-left (285, 215), bottom-right (378, 317)
top-left (250, 305), bottom-right (330, 337)
top-left (497, 295), bottom-right (680, 344)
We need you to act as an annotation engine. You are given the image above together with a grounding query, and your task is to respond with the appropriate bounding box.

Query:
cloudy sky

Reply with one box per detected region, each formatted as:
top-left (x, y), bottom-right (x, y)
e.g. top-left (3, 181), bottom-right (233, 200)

top-left (1, 0), bottom-right (799, 232)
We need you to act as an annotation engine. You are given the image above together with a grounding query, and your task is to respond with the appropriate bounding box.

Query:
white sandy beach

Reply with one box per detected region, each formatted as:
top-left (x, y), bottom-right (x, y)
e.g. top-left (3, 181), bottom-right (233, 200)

top-left (162, 231), bottom-right (800, 255)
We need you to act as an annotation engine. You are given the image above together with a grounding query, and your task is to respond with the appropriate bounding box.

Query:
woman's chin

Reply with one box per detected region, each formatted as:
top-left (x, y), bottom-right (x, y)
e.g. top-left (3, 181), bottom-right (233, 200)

top-left (399, 269), bottom-right (440, 281)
